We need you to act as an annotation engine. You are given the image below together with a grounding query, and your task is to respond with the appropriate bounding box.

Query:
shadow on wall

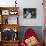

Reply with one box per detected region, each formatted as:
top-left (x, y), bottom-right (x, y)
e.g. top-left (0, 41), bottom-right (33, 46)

top-left (18, 26), bottom-right (43, 44)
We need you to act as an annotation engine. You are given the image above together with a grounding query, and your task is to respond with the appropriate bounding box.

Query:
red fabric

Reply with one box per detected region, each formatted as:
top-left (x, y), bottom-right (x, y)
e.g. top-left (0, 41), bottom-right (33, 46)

top-left (21, 28), bottom-right (41, 46)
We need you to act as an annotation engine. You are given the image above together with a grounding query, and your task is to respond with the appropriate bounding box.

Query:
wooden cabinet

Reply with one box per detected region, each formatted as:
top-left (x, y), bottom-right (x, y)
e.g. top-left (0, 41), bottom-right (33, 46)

top-left (0, 7), bottom-right (19, 46)
top-left (0, 41), bottom-right (19, 46)
top-left (2, 41), bottom-right (19, 46)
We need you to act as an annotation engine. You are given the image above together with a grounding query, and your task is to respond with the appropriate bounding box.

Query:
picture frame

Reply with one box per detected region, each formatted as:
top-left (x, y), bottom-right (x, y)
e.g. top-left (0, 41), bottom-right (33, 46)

top-left (23, 8), bottom-right (36, 19)
top-left (9, 10), bottom-right (18, 15)
top-left (2, 10), bottom-right (9, 15)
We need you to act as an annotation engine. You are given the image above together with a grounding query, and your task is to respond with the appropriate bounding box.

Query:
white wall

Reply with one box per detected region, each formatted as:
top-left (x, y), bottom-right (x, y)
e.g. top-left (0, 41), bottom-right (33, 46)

top-left (0, 0), bottom-right (43, 26)
top-left (17, 0), bottom-right (43, 26)
top-left (0, 0), bottom-right (15, 7)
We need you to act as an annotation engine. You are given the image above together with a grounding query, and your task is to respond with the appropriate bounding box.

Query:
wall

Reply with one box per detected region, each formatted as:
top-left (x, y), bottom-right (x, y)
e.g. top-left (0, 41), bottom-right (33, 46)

top-left (0, 0), bottom-right (43, 26)
top-left (0, 0), bottom-right (15, 7)
top-left (17, 0), bottom-right (43, 26)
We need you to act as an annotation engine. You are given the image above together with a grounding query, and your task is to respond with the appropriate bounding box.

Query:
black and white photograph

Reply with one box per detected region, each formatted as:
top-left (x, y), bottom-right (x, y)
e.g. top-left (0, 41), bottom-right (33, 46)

top-left (23, 8), bottom-right (36, 18)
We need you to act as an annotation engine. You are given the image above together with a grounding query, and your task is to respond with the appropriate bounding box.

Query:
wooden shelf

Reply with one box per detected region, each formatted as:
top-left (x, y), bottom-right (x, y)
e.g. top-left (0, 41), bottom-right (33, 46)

top-left (0, 40), bottom-right (19, 46)
top-left (0, 7), bottom-right (19, 10)
top-left (0, 24), bottom-right (20, 32)
top-left (0, 7), bottom-right (19, 46)
top-left (2, 40), bottom-right (19, 42)
top-left (0, 7), bottom-right (19, 24)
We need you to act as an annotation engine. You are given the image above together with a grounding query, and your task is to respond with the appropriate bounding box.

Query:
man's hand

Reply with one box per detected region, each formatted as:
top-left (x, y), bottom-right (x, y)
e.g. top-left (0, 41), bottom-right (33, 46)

top-left (25, 36), bottom-right (38, 46)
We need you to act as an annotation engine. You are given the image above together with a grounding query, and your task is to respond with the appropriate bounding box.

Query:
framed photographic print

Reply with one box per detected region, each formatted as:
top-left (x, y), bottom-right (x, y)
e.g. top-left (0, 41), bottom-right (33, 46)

top-left (9, 10), bottom-right (18, 15)
top-left (2, 10), bottom-right (9, 15)
top-left (23, 8), bottom-right (36, 19)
